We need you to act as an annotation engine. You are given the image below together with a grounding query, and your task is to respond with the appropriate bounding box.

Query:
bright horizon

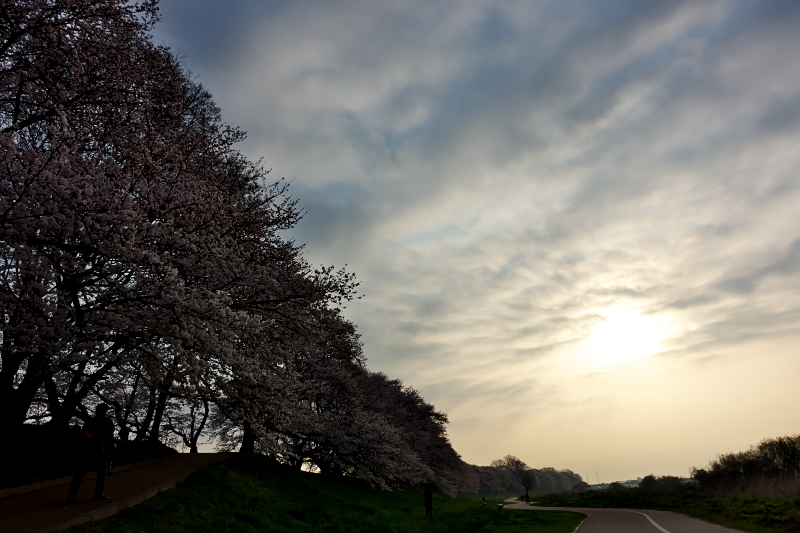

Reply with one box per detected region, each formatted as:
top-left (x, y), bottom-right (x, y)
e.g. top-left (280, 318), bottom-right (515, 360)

top-left (156, 0), bottom-right (800, 482)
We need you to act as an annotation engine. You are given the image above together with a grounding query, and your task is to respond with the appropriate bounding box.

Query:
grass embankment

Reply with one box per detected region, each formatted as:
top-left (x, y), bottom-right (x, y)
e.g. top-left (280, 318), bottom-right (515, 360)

top-left (59, 455), bottom-right (585, 533)
top-left (1, 429), bottom-right (177, 490)
top-left (535, 489), bottom-right (800, 533)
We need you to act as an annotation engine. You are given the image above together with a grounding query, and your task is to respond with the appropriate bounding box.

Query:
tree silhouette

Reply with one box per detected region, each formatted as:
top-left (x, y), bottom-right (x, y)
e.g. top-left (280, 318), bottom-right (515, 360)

top-left (491, 455), bottom-right (537, 498)
top-left (1, 0), bottom-right (477, 495)
top-left (519, 469), bottom-right (537, 499)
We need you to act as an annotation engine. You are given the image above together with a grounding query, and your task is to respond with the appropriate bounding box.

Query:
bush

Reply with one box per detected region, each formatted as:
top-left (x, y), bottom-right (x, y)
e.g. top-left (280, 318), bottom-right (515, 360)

top-left (691, 434), bottom-right (800, 497)
top-left (639, 475), bottom-right (684, 491)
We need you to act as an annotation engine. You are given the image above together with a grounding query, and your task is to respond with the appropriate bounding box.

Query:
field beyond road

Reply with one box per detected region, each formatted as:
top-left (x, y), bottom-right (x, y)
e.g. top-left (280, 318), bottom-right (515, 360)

top-left (57, 455), bottom-right (584, 533)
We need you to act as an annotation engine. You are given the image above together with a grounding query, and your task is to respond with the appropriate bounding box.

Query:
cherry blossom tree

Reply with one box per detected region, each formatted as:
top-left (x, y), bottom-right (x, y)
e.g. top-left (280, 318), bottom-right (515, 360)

top-left (470, 465), bottom-right (522, 493)
top-left (2, 0), bottom-right (486, 500)
top-left (2, 0), bottom-right (198, 429)
top-left (1, 0), bottom-right (357, 436)
top-left (163, 397), bottom-right (211, 453)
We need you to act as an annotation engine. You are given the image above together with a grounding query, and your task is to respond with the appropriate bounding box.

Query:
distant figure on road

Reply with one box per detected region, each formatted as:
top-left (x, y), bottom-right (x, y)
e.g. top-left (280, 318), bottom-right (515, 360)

top-left (66, 404), bottom-right (115, 505)
top-left (423, 486), bottom-right (433, 519)
top-left (525, 493), bottom-right (530, 505)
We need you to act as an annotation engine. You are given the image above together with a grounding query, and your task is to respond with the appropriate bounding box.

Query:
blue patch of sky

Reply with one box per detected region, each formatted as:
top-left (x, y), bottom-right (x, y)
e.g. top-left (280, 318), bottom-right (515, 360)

top-left (757, 94), bottom-right (800, 134)
top-left (469, 5), bottom-right (519, 49)
top-left (545, 0), bottom-right (644, 26)
top-left (732, 0), bottom-right (800, 34)
top-left (295, 66), bottom-right (338, 82)
top-left (299, 181), bottom-right (362, 208)
top-left (397, 224), bottom-right (470, 247)
top-left (344, 112), bottom-right (431, 159)
top-left (564, 29), bottom-right (714, 127)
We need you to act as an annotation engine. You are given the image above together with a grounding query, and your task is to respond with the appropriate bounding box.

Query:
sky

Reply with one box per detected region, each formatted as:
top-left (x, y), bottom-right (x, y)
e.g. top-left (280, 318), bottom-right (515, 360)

top-left (152, 0), bottom-right (800, 482)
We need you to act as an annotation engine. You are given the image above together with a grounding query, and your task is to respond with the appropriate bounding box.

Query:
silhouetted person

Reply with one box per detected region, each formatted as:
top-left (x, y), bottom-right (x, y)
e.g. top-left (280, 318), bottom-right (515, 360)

top-left (66, 404), bottom-right (115, 504)
top-left (423, 486), bottom-right (433, 519)
top-left (525, 493), bottom-right (530, 505)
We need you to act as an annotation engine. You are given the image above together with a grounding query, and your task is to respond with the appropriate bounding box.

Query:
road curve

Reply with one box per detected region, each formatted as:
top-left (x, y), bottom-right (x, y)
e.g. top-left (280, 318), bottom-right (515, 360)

top-left (503, 499), bottom-right (747, 532)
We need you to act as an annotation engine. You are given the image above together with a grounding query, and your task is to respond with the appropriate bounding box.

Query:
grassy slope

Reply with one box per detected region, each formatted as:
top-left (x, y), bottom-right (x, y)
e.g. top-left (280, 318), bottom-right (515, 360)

top-left (60, 455), bottom-right (585, 533)
top-left (535, 489), bottom-right (800, 533)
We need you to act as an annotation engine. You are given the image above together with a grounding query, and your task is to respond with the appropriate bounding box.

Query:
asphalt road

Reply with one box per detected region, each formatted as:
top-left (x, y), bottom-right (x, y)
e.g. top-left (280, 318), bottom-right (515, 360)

top-left (0, 453), bottom-right (227, 533)
top-left (503, 499), bottom-right (748, 532)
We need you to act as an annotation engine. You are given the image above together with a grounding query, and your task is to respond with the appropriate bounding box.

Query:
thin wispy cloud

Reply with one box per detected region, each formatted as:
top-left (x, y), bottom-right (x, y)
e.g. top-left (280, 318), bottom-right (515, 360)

top-left (155, 0), bottom-right (800, 479)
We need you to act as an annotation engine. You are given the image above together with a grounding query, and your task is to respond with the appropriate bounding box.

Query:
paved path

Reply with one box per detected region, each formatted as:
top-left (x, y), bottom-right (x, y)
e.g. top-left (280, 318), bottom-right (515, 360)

top-left (503, 499), bottom-right (747, 532)
top-left (0, 453), bottom-right (227, 533)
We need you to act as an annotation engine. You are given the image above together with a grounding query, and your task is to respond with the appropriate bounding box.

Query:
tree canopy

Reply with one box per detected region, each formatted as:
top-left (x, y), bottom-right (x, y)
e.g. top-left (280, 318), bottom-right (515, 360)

top-left (0, 0), bottom-right (475, 494)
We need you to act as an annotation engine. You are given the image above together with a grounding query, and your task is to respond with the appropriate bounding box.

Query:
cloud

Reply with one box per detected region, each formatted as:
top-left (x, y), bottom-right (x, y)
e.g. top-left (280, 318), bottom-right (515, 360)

top-left (154, 0), bottom-right (800, 476)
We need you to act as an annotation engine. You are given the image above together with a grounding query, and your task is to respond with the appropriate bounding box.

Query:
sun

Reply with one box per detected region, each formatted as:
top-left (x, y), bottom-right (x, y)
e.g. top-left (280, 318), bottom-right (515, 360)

top-left (573, 306), bottom-right (673, 367)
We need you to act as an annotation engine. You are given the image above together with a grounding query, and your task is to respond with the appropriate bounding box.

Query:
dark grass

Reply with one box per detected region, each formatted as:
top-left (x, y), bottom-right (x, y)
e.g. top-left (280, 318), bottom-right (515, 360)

top-left (58, 455), bottom-right (585, 533)
top-left (535, 489), bottom-right (800, 533)
top-left (0, 427), bottom-right (177, 490)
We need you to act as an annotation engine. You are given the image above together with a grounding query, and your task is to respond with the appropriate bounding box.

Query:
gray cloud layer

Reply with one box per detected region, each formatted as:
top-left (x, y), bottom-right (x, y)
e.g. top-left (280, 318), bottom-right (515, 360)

top-left (154, 0), bottom-right (800, 477)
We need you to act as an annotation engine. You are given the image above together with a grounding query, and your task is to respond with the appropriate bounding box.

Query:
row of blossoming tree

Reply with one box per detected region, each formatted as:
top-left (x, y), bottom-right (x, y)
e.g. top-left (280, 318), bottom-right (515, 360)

top-left (0, 0), bottom-right (475, 494)
top-left (0, 0), bottom-right (583, 496)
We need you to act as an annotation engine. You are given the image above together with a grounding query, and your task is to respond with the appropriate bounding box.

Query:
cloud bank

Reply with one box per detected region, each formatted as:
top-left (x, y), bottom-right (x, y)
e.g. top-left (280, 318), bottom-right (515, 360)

top-left (154, 0), bottom-right (800, 480)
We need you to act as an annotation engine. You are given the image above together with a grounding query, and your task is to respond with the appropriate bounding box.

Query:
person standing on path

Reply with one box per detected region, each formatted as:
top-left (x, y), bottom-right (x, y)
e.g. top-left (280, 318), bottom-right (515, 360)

top-left (423, 486), bottom-right (433, 519)
top-left (65, 404), bottom-right (115, 505)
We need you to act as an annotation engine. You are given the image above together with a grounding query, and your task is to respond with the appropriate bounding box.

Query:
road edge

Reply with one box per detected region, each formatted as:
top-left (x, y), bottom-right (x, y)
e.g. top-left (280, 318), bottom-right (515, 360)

top-left (41, 472), bottom-right (191, 533)
top-left (572, 513), bottom-right (591, 532)
top-left (0, 455), bottom-right (181, 499)
top-left (502, 498), bottom-right (591, 532)
top-left (41, 454), bottom-right (228, 533)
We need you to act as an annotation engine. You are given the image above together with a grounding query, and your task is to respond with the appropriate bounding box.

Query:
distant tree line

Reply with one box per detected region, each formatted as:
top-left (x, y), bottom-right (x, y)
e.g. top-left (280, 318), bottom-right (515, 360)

top-left (571, 434), bottom-right (800, 498)
top-left (467, 455), bottom-right (583, 495)
top-left (690, 434), bottom-right (800, 497)
top-left (638, 475), bottom-right (684, 491)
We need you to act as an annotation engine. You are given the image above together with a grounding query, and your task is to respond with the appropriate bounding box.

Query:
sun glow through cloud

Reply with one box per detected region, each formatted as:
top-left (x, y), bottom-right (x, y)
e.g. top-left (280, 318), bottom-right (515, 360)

top-left (573, 306), bottom-right (676, 368)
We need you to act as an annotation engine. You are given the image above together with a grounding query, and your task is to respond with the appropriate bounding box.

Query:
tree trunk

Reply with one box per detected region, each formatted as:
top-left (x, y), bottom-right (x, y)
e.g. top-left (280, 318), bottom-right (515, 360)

top-left (119, 372), bottom-right (140, 440)
top-left (0, 349), bottom-right (48, 428)
top-left (187, 400), bottom-right (209, 454)
top-left (149, 387), bottom-right (170, 442)
top-left (239, 422), bottom-right (255, 453)
top-left (135, 386), bottom-right (157, 442)
top-left (45, 359), bottom-right (116, 433)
